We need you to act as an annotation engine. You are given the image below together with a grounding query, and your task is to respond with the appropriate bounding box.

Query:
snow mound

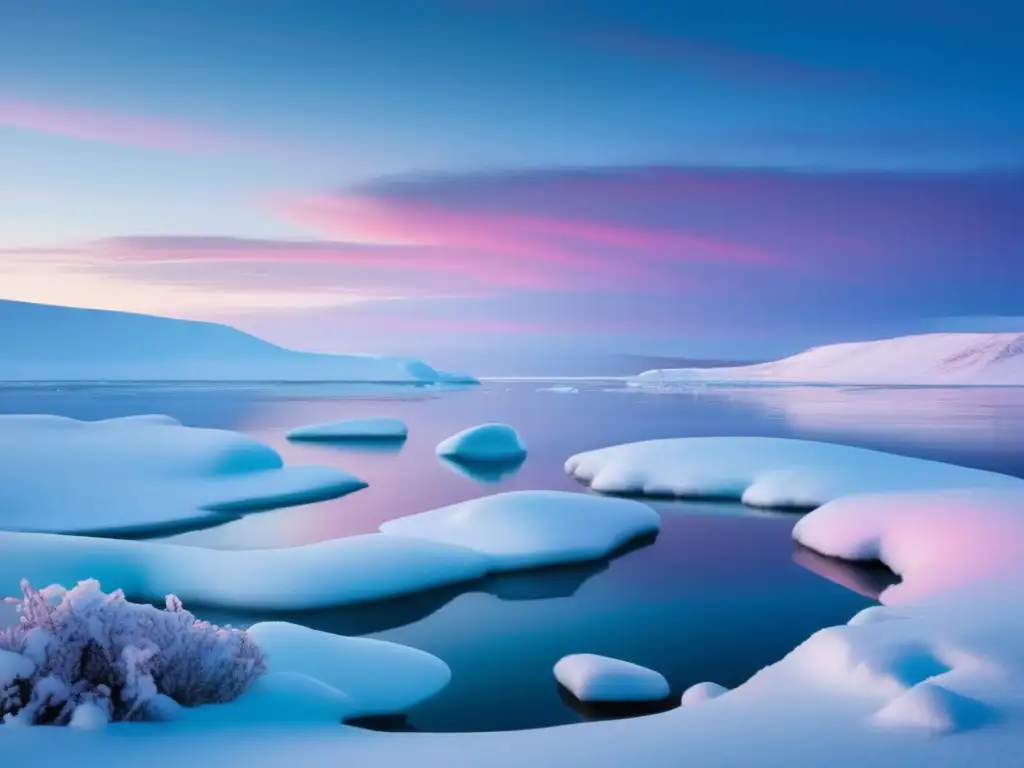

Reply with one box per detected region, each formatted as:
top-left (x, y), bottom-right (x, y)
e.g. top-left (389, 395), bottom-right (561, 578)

top-left (286, 417), bottom-right (408, 442)
top-left (680, 681), bottom-right (727, 706)
top-left (0, 299), bottom-right (475, 383)
top-left (182, 671), bottom-right (354, 725)
top-left (630, 332), bottom-right (1024, 387)
top-left (565, 437), bottom-right (1023, 509)
top-left (246, 622), bottom-right (450, 717)
top-left (554, 654), bottom-right (669, 702)
top-left (379, 490), bottom-right (660, 570)
top-left (793, 489), bottom-right (1024, 604)
top-left (872, 682), bottom-right (988, 735)
top-left (0, 415), bottom-right (366, 536)
top-left (436, 423), bottom-right (527, 463)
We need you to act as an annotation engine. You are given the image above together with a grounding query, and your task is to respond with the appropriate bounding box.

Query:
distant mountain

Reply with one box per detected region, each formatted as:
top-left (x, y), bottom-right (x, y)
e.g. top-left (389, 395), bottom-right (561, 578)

top-left (631, 333), bottom-right (1024, 387)
top-left (0, 300), bottom-right (474, 383)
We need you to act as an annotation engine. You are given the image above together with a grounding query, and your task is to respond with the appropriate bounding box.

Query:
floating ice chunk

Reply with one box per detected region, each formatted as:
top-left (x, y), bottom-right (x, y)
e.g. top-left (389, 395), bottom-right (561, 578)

top-left (0, 415), bottom-right (366, 536)
top-left (436, 423), bottom-right (527, 463)
top-left (247, 622), bottom-right (450, 717)
top-left (680, 682), bottom-right (727, 706)
top-left (554, 654), bottom-right (669, 702)
top-left (538, 386), bottom-right (579, 394)
top-left (566, 437), bottom-right (1022, 510)
top-left (380, 490), bottom-right (660, 570)
top-left (286, 418), bottom-right (408, 442)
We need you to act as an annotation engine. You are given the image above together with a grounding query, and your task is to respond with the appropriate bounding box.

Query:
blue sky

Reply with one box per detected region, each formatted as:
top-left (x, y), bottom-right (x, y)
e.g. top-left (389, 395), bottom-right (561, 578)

top-left (1, 0), bottom-right (1022, 365)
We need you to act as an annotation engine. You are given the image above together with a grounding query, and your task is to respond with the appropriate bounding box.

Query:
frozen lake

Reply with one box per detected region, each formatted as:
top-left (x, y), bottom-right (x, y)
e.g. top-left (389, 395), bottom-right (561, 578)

top-left (3, 380), bottom-right (1024, 731)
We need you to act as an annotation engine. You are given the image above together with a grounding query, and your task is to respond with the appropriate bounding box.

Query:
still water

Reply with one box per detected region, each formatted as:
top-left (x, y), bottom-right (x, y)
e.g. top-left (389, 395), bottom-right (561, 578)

top-left (3, 380), bottom-right (1024, 731)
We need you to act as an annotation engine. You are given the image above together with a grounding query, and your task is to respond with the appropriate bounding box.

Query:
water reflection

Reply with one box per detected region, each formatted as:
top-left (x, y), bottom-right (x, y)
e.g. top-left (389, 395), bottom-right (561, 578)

top-left (300, 437), bottom-right (408, 456)
top-left (556, 685), bottom-right (678, 721)
top-left (439, 455), bottom-right (526, 484)
top-left (792, 545), bottom-right (900, 600)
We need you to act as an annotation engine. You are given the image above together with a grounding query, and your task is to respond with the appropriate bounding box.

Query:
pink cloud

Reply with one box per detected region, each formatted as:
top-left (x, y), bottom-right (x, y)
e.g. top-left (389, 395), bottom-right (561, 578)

top-left (0, 99), bottom-right (247, 154)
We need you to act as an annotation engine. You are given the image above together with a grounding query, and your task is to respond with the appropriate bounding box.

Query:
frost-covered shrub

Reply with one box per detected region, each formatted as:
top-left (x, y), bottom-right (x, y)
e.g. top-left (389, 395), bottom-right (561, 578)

top-left (0, 579), bottom-right (264, 726)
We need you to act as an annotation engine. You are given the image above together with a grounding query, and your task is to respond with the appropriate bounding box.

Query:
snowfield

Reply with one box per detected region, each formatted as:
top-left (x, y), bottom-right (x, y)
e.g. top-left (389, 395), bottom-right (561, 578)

top-left (0, 415), bottom-right (366, 536)
top-left (0, 299), bottom-right (476, 384)
top-left (0, 491), bottom-right (660, 610)
top-left (565, 436), bottom-right (1024, 509)
top-left (631, 332), bottom-right (1024, 387)
top-left (5, 424), bottom-right (1024, 764)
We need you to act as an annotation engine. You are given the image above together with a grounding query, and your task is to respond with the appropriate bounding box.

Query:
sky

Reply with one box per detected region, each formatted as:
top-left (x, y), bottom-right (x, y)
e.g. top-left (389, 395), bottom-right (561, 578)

top-left (2, 0), bottom-right (1023, 370)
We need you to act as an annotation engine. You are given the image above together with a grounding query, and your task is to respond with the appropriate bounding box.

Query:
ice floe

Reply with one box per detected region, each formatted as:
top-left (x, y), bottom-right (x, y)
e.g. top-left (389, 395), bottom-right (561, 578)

top-left (554, 654), bottom-right (669, 702)
top-left (0, 491), bottom-right (658, 610)
top-left (436, 423), bottom-right (527, 463)
top-left (0, 415), bottom-right (365, 536)
top-left (565, 436), bottom-right (1023, 509)
top-left (380, 491), bottom-right (659, 570)
top-left (286, 417), bottom-right (408, 442)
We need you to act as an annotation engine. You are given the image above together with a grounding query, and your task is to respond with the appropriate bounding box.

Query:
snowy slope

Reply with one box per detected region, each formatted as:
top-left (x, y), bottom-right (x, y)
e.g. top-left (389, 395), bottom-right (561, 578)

top-left (0, 300), bottom-right (475, 383)
top-left (632, 333), bottom-right (1024, 387)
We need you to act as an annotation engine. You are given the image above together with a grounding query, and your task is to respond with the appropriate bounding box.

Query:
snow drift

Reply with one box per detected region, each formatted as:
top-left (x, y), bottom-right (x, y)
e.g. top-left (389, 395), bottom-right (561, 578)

top-left (0, 415), bottom-right (365, 536)
top-left (565, 436), bottom-right (1024, 509)
top-left (631, 332), bottom-right (1024, 387)
top-left (0, 300), bottom-right (475, 383)
top-left (0, 491), bottom-right (660, 610)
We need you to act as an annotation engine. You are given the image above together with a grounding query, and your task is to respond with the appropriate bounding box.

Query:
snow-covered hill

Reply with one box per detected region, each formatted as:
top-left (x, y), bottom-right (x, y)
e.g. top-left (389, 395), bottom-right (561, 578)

top-left (632, 333), bottom-right (1024, 387)
top-left (0, 300), bottom-right (475, 383)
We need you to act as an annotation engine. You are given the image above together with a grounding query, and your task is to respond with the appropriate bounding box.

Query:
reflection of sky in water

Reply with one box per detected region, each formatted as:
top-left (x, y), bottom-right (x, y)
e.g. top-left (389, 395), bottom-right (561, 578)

top-left (1, 381), bottom-right (1019, 731)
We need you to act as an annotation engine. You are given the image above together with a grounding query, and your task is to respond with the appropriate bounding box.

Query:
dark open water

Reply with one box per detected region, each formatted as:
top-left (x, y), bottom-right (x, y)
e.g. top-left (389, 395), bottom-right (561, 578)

top-left (2, 380), bottom-right (1023, 731)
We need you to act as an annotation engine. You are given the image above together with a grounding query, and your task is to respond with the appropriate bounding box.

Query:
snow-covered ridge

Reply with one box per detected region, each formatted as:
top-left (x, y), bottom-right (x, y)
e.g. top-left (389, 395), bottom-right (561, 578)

top-left (631, 332), bottom-right (1024, 387)
top-left (0, 300), bottom-right (476, 383)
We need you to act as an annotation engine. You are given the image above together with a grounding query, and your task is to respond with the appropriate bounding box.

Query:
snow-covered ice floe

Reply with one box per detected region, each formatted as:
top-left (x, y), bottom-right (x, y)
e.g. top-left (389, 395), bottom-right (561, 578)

top-left (0, 491), bottom-right (659, 610)
top-left (286, 417), bottom-right (408, 442)
top-left (554, 654), bottom-right (669, 702)
top-left (538, 385), bottom-right (579, 394)
top-left (565, 436), bottom-right (1024, 509)
top-left (0, 415), bottom-right (366, 536)
top-left (381, 491), bottom-right (660, 571)
top-left (629, 332), bottom-right (1024, 387)
top-left (436, 423), bottom-right (527, 463)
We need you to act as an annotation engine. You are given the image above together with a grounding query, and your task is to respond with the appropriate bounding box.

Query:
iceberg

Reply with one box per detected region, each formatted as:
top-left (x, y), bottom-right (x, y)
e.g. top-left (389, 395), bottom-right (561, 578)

top-left (286, 417), bottom-right (408, 442)
top-left (565, 436), bottom-right (1023, 509)
top-left (436, 423), bottom-right (527, 463)
top-left (0, 299), bottom-right (476, 383)
top-left (0, 414), bottom-right (365, 536)
top-left (0, 491), bottom-right (659, 610)
top-left (630, 332), bottom-right (1024, 387)
top-left (554, 654), bottom-right (670, 702)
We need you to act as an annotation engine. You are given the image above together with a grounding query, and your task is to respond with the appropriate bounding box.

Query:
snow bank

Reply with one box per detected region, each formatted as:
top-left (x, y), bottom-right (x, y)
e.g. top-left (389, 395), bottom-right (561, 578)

top-left (565, 436), bottom-right (1023, 509)
top-left (286, 418), bottom-right (408, 442)
top-left (246, 622), bottom-right (449, 717)
top-left (793, 489), bottom-right (1024, 604)
top-left (679, 682), bottom-right (727, 707)
top-left (0, 491), bottom-right (658, 610)
top-left (0, 299), bottom-right (476, 383)
top-left (630, 332), bottom-right (1024, 387)
top-left (436, 423), bottom-right (527, 463)
top-left (0, 415), bottom-right (365, 536)
top-left (380, 491), bottom-right (660, 570)
top-left (554, 654), bottom-right (669, 702)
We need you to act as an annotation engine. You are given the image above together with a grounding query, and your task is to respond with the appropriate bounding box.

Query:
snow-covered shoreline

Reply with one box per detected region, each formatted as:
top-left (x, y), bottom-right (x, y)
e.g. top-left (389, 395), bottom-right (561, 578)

top-left (631, 332), bottom-right (1024, 387)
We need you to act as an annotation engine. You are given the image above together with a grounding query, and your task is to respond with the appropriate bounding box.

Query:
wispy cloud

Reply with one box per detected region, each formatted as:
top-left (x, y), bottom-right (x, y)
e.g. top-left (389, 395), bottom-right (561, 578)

top-left (0, 99), bottom-right (253, 155)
